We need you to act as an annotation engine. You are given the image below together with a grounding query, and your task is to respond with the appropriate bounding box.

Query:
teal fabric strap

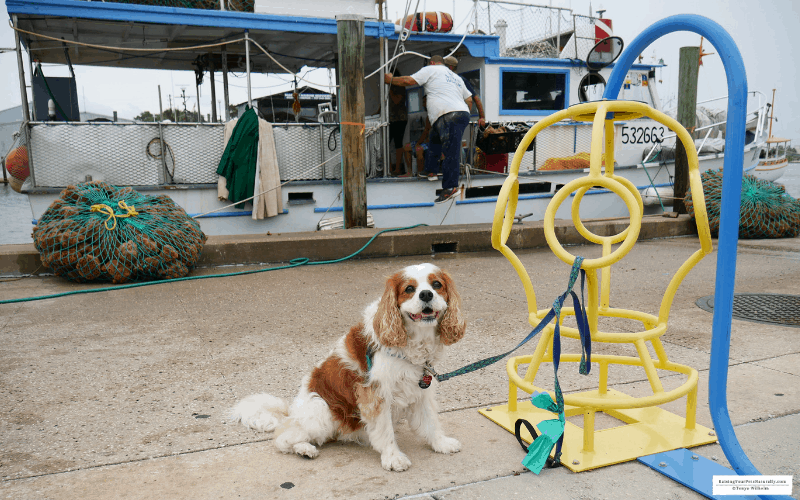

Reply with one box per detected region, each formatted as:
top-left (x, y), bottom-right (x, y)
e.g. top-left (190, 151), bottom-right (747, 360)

top-left (519, 256), bottom-right (592, 473)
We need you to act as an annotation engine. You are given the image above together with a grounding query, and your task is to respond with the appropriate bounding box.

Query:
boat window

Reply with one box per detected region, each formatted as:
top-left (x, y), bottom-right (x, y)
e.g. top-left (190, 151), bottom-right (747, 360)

top-left (459, 69), bottom-right (481, 116)
top-left (578, 73), bottom-right (606, 103)
top-left (499, 68), bottom-right (568, 115)
top-left (407, 87), bottom-right (424, 114)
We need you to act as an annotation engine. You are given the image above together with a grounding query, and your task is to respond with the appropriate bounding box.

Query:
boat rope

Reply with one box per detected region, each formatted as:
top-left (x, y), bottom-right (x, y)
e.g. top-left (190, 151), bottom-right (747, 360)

top-left (0, 224), bottom-right (428, 305)
top-left (438, 189), bottom-right (459, 225)
top-left (640, 159), bottom-right (667, 212)
top-left (315, 189), bottom-right (344, 228)
top-left (90, 200), bottom-right (139, 231)
top-left (247, 38), bottom-right (336, 90)
top-left (365, 1), bottom-right (477, 81)
top-left (9, 21), bottom-right (246, 53)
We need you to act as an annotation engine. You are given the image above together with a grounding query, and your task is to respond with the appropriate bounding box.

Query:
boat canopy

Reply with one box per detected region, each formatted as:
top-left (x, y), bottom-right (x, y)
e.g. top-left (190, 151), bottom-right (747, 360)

top-left (6, 0), bottom-right (498, 74)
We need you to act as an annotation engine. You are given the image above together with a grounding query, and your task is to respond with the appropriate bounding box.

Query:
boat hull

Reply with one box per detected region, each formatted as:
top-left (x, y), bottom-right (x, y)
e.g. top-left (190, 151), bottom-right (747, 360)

top-left (752, 158), bottom-right (789, 182)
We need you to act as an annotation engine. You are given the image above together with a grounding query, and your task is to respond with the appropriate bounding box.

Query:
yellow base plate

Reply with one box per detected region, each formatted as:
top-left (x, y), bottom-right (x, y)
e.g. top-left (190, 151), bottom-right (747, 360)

top-left (479, 389), bottom-right (717, 472)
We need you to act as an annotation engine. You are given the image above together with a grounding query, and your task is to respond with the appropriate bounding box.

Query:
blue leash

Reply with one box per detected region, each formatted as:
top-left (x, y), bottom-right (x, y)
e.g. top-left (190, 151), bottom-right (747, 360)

top-left (435, 257), bottom-right (591, 385)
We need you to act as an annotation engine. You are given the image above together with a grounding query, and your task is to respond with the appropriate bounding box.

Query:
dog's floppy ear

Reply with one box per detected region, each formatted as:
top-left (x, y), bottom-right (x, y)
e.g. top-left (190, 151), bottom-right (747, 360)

top-left (373, 272), bottom-right (407, 347)
top-left (438, 270), bottom-right (466, 346)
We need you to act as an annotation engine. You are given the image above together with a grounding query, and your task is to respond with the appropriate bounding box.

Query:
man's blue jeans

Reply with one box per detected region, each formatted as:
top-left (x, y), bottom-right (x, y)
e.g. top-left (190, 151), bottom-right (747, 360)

top-left (425, 111), bottom-right (470, 190)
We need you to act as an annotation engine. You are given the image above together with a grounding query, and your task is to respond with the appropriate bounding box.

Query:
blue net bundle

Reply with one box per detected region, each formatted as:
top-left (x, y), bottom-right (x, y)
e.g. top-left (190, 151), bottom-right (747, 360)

top-left (32, 181), bottom-right (207, 283)
top-left (685, 169), bottom-right (800, 238)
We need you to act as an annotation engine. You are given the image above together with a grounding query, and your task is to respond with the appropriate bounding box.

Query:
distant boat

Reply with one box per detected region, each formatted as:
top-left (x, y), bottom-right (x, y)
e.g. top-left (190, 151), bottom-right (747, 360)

top-left (751, 90), bottom-right (791, 182)
top-left (754, 136), bottom-right (792, 182)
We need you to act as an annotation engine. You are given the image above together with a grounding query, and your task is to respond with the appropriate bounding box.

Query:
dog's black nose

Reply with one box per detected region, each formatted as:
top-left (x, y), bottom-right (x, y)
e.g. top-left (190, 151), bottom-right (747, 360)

top-left (419, 290), bottom-right (433, 302)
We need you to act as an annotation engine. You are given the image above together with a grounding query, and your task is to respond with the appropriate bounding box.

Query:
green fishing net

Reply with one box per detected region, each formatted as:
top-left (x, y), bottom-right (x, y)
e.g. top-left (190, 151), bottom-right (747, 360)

top-left (685, 169), bottom-right (800, 239)
top-left (32, 181), bottom-right (207, 284)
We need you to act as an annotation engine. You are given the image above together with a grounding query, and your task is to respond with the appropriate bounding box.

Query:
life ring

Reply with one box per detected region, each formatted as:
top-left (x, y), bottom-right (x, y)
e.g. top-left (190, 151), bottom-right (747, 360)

top-left (397, 12), bottom-right (454, 33)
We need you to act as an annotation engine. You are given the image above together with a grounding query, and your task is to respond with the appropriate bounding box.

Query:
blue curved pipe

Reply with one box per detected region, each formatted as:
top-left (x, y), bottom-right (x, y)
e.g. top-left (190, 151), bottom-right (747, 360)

top-left (604, 15), bottom-right (791, 500)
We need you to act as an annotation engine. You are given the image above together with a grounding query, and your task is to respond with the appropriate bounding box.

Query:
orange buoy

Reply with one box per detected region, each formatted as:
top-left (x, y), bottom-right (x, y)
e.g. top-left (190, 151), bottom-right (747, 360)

top-left (5, 145), bottom-right (29, 180)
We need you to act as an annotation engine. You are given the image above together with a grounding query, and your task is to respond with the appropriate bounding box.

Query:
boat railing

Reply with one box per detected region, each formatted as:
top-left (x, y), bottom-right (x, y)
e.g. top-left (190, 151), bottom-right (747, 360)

top-left (23, 119), bottom-right (388, 189)
top-left (475, 0), bottom-right (577, 59)
top-left (641, 91), bottom-right (769, 164)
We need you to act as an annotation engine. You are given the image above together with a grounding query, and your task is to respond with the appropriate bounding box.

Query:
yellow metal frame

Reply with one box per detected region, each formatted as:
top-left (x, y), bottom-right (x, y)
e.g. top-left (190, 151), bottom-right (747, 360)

top-left (481, 100), bottom-right (716, 472)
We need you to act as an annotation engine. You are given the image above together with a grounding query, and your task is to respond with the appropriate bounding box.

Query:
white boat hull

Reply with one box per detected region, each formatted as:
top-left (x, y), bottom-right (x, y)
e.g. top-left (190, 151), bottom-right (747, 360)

top-left (752, 158), bottom-right (789, 182)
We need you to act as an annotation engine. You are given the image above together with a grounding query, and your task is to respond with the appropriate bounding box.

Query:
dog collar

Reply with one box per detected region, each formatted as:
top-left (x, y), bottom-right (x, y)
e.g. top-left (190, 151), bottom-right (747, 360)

top-left (365, 346), bottom-right (438, 390)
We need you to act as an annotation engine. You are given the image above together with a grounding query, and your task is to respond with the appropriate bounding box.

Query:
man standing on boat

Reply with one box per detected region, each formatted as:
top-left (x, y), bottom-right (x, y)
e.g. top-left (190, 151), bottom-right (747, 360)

top-left (443, 56), bottom-right (485, 129)
top-left (384, 55), bottom-right (471, 204)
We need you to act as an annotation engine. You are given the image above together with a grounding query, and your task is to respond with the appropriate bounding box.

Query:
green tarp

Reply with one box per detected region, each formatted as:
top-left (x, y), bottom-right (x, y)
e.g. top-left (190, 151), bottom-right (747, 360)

top-left (216, 107), bottom-right (259, 209)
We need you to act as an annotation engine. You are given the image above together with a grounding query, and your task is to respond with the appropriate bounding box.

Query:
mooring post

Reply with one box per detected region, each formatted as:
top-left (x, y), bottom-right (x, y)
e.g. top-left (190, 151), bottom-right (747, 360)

top-left (336, 14), bottom-right (368, 229)
top-left (674, 45), bottom-right (699, 214)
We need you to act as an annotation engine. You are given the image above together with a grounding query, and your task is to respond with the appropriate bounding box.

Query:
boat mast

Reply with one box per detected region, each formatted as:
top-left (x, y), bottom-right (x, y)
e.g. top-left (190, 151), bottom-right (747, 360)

top-left (378, 0), bottom-right (389, 177)
top-left (12, 14), bottom-right (34, 187)
top-left (768, 88), bottom-right (775, 140)
top-left (245, 30), bottom-right (252, 108)
top-left (12, 15), bottom-right (31, 124)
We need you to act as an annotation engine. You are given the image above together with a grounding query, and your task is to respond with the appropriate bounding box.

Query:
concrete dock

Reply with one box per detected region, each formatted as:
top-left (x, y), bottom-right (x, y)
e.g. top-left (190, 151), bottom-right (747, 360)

top-left (1, 219), bottom-right (798, 499)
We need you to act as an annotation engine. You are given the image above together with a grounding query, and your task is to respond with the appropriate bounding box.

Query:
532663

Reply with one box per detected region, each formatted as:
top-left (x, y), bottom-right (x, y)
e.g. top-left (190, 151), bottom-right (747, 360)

top-left (621, 125), bottom-right (665, 144)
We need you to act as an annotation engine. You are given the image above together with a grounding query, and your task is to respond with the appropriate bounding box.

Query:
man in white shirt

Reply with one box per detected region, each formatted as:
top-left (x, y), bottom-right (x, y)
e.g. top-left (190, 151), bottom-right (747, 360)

top-left (384, 55), bottom-right (472, 203)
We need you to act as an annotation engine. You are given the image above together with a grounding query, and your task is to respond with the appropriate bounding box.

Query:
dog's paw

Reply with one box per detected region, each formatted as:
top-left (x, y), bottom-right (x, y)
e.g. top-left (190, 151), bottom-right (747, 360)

top-left (293, 442), bottom-right (319, 459)
top-left (381, 450), bottom-right (412, 472)
top-left (432, 435), bottom-right (461, 454)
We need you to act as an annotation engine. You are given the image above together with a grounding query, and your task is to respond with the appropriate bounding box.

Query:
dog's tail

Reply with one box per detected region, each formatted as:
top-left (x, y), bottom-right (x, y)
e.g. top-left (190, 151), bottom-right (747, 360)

top-left (228, 393), bottom-right (289, 432)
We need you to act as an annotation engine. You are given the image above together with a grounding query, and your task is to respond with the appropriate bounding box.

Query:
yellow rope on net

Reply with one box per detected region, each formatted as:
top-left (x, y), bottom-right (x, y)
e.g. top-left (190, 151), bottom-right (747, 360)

top-left (90, 201), bottom-right (139, 231)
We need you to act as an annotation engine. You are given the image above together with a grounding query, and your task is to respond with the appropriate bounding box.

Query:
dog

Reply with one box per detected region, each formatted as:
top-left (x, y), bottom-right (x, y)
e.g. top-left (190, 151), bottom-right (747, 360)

top-left (229, 263), bottom-right (466, 471)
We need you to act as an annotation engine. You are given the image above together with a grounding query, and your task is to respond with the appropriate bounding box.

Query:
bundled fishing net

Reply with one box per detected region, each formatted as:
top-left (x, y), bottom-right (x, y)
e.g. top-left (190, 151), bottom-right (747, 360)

top-left (32, 181), bottom-right (207, 283)
top-left (685, 169), bottom-right (800, 239)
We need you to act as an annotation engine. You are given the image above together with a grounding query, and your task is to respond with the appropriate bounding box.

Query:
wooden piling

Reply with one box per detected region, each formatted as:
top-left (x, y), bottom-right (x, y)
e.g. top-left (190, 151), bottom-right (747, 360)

top-left (674, 46), bottom-right (699, 214)
top-left (336, 14), bottom-right (368, 229)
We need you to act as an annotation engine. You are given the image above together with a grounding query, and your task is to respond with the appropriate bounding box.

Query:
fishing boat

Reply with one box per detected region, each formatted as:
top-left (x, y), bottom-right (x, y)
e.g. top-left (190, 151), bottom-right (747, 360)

top-left (4, 0), bottom-right (770, 236)
top-left (755, 137), bottom-right (792, 182)
top-left (751, 90), bottom-right (792, 182)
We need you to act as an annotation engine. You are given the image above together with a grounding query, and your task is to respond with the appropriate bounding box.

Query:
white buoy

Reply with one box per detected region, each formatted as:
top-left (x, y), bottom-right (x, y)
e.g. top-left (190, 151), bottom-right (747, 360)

top-left (641, 186), bottom-right (673, 206)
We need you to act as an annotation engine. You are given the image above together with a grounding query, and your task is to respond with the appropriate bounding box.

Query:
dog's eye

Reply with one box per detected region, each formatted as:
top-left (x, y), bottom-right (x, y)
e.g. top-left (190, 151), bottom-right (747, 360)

top-left (404, 285), bottom-right (415, 294)
top-left (432, 281), bottom-right (442, 290)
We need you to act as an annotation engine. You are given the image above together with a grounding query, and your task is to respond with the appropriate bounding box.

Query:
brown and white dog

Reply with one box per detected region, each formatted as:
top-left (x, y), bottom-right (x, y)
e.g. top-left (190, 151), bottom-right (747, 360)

top-left (229, 263), bottom-right (466, 471)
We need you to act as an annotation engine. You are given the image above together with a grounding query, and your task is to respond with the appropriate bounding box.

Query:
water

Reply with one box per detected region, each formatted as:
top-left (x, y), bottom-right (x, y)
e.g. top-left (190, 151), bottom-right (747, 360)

top-left (1, 165), bottom-right (799, 246)
top-left (0, 183), bottom-right (34, 245)
top-left (779, 162), bottom-right (800, 198)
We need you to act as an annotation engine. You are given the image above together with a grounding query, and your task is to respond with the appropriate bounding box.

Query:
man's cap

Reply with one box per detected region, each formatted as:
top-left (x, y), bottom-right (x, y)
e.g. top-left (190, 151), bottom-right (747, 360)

top-left (429, 55), bottom-right (444, 64)
top-left (444, 56), bottom-right (459, 67)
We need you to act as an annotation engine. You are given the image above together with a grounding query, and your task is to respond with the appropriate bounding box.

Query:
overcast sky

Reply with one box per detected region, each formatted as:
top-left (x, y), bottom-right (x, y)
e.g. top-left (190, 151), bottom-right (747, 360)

top-left (1, 0), bottom-right (798, 141)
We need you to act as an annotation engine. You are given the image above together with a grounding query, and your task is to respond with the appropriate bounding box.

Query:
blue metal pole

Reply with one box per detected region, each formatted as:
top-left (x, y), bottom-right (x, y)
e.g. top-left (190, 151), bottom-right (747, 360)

top-left (604, 15), bottom-right (791, 500)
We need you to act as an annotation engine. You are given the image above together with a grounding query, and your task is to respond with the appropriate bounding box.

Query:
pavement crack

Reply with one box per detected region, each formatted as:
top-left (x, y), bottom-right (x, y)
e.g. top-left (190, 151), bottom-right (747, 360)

top-left (0, 437), bottom-right (275, 483)
top-left (396, 471), bottom-right (531, 500)
top-left (0, 302), bottom-right (22, 333)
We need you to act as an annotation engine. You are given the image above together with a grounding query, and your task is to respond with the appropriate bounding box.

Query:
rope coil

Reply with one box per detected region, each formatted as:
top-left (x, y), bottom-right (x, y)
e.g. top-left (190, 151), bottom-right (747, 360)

top-left (90, 200), bottom-right (139, 231)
